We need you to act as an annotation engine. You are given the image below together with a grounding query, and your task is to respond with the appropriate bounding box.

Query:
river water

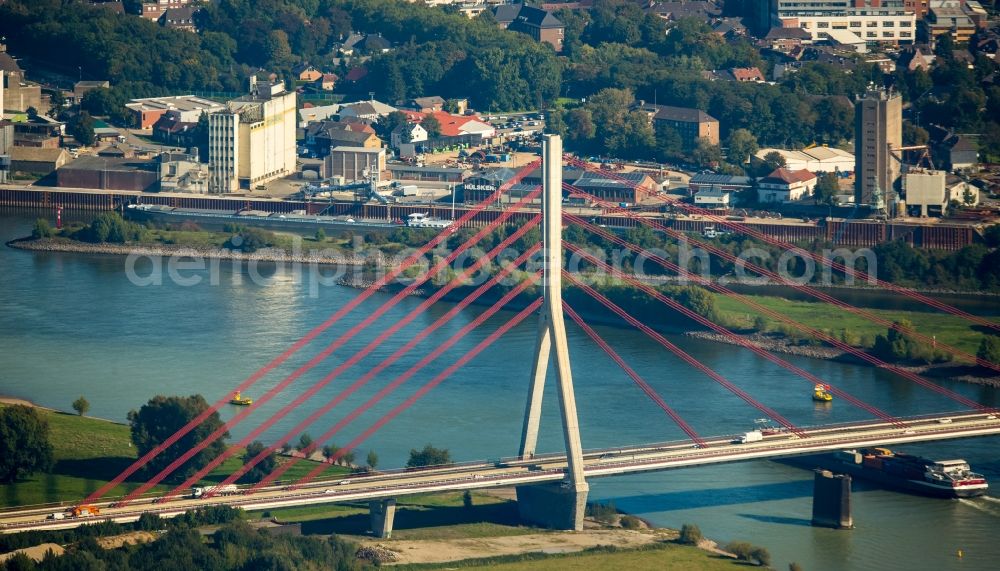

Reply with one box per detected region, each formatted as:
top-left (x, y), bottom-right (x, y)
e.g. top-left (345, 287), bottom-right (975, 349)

top-left (1, 210), bottom-right (998, 570)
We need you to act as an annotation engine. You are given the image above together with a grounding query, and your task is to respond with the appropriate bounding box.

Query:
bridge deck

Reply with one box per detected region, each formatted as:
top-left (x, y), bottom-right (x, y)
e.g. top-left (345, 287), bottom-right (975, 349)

top-left (2, 412), bottom-right (997, 533)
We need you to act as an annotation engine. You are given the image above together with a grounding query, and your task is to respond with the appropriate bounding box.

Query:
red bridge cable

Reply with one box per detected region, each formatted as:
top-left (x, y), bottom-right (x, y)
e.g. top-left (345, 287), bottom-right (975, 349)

top-left (258, 280), bottom-right (544, 491)
top-left (564, 156), bottom-right (1000, 335)
top-left (118, 190), bottom-right (542, 505)
top-left (176, 234), bottom-right (544, 499)
top-left (562, 182), bottom-right (1000, 373)
top-left (83, 159), bottom-right (542, 505)
top-left (566, 214), bottom-right (994, 414)
top-left (285, 297), bottom-right (544, 489)
top-left (563, 239), bottom-right (907, 429)
top-left (562, 302), bottom-right (709, 447)
top-left (563, 271), bottom-right (808, 438)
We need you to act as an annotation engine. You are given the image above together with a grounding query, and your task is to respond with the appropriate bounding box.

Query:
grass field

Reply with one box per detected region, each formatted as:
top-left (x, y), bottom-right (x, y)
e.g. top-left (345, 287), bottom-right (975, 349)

top-left (0, 405), bottom-right (349, 509)
top-left (713, 292), bottom-right (998, 356)
top-left (394, 543), bottom-right (749, 570)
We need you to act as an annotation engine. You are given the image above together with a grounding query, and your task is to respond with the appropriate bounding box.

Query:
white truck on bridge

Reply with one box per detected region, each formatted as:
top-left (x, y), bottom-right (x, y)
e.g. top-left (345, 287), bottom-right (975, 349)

top-left (191, 484), bottom-right (239, 498)
top-left (735, 430), bottom-right (763, 444)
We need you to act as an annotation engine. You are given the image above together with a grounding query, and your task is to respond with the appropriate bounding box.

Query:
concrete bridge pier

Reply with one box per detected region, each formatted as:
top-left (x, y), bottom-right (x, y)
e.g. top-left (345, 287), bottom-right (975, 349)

top-left (515, 481), bottom-right (589, 531)
top-left (369, 498), bottom-right (397, 538)
top-left (811, 470), bottom-right (853, 529)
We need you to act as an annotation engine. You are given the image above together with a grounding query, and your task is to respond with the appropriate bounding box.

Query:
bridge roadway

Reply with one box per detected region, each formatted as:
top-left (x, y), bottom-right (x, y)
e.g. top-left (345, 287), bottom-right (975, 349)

top-left (2, 411), bottom-right (998, 533)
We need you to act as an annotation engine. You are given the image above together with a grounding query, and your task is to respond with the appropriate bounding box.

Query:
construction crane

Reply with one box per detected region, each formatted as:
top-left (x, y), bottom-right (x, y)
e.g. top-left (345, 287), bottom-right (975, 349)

top-left (889, 144), bottom-right (935, 170)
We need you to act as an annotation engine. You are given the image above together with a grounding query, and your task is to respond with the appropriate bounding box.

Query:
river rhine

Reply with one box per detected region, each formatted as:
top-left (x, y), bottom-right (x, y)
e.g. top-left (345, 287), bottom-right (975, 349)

top-left (1, 210), bottom-right (998, 570)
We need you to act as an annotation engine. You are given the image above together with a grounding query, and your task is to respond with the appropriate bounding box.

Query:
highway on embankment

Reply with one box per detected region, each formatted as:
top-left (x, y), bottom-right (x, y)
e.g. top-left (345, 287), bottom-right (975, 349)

top-left (2, 411), bottom-right (998, 533)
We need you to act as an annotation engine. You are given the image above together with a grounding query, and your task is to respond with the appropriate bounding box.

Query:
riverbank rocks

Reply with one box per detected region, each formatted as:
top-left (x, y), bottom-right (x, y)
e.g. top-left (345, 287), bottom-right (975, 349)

top-left (356, 544), bottom-right (398, 563)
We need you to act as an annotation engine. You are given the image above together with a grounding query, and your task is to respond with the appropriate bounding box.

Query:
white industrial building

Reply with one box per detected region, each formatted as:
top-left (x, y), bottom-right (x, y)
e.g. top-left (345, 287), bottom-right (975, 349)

top-left (208, 79), bottom-right (297, 193)
top-left (755, 147), bottom-right (855, 174)
top-left (693, 186), bottom-right (731, 208)
top-left (903, 169), bottom-right (946, 217)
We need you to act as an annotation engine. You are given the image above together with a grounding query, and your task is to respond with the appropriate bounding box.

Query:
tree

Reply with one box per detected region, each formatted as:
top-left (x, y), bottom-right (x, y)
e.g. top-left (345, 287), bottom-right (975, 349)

top-left (422, 115), bottom-right (442, 138)
top-left (48, 89), bottom-right (66, 117)
top-left (315, 228), bottom-right (326, 242)
top-left (790, 564), bottom-right (804, 571)
top-left (692, 138), bottom-right (722, 168)
top-left (322, 443), bottom-right (340, 464)
top-left (760, 150), bottom-right (786, 174)
top-left (375, 111), bottom-right (410, 141)
top-left (962, 185), bottom-right (976, 206)
top-left (726, 128), bottom-right (758, 166)
top-left (0, 405), bottom-right (54, 483)
top-left (240, 440), bottom-right (277, 484)
top-left (296, 433), bottom-right (314, 453)
top-left (813, 172), bottom-right (841, 206)
top-left (463, 490), bottom-right (473, 509)
top-left (72, 396), bottom-right (90, 417)
top-left (984, 224), bottom-right (1000, 248)
top-left (127, 395), bottom-right (229, 483)
top-left (750, 546), bottom-right (772, 567)
top-left (68, 111), bottom-right (96, 146)
top-left (31, 218), bottom-right (54, 239)
top-left (406, 443), bottom-right (452, 468)
top-left (678, 523), bottom-right (702, 545)
top-left (26, 106), bottom-right (38, 120)
top-left (339, 448), bottom-right (356, 468)
top-left (978, 335), bottom-right (1000, 366)
top-left (366, 449), bottom-right (378, 471)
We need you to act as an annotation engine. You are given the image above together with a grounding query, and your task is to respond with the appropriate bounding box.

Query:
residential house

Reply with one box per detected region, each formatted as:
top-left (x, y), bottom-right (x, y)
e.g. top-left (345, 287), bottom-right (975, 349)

top-left (946, 174), bottom-right (980, 206)
top-left (73, 80), bottom-right (110, 103)
top-left (344, 66), bottom-right (369, 84)
top-left (406, 96), bottom-right (446, 113)
top-left (337, 33), bottom-right (392, 56)
top-left (943, 135), bottom-right (978, 170)
top-left (314, 73), bottom-right (338, 92)
top-left (140, 0), bottom-right (192, 22)
top-left (493, 4), bottom-right (522, 28)
top-left (646, 1), bottom-right (722, 23)
top-left (152, 113), bottom-right (200, 148)
top-left (728, 67), bottom-right (766, 82)
top-left (508, 5), bottom-right (565, 52)
top-left (763, 27), bottom-right (813, 54)
top-left (295, 65), bottom-right (324, 83)
top-left (390, 123), bottom-right (428, 149)
top-left (305, 121), bottom-right (381, 158)
top-left (160, 6), bottom-right (199, 31)
top-left (711, 17), bottom-right (747, 39)
top-left (757, 168), bottom-right (817, 203)
top-left (634, 102), bottom-right (720, 147)
top-left (899, 46), bottom-right (936, 72)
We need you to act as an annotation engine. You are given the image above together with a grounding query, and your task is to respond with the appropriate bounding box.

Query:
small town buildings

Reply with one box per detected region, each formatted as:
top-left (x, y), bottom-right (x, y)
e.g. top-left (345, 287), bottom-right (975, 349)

top-left (140, 0), bottom-right (192, 22)
top-left (160, 6), bottom-right (200, 31)
top-left (942, 135), bottom-right (978, 170)
top-left (390, 123), bottom-right (428, 149)
top-left (314, 74), bottom-right (338, 92)
top-left (406, 96), bottom-right (446, 113)
top-left (295, 65), bottom-right (324, 83)
top-left (572, 170), bottom-right (657, 204)
top-left (693, 186), bottom-right (731, 208)
top-left (9, 147), bottom-right (70, 176)
top-left (728, 67), bottom-right (766, 82)
top-left (55, 155), bottom-right (158, 191)
top-left (754, 147), bottom-right (855, 173)
top-left (305, 122), bottom-right (381, 158)
top-left (0, 47), bottom-right (47, 113)
top-left (324, 146), bottom-right (386, 182)
top-left (495, 4), bottom-right (565, 52)
top-left (158, 151), bottom-right (208, 193)
top-left (687, 173), bottom-right (752, 194)
top-left (125, 95), bottom-right (224, 129)
top-left (298, 104), bottom-right (341, 127)
top-left (73, 80), bottom-right (110, 103)
top-left (757, 168), bottom-right (817, 203)
top-left (634, 102), bottom-right (720, 147)
top-left (339, 100), bottom-right (397, 122)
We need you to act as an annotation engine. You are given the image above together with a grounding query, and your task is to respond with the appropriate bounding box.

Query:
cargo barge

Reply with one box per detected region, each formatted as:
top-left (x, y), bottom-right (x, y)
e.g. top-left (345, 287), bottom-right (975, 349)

top-left (799, 448), bottom-right (988, 498)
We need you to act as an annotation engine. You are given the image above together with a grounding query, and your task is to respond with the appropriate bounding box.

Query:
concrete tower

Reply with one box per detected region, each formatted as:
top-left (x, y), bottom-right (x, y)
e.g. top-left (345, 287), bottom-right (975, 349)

top-left (516, 134), bottom-right (589, 531)
top-left (855, 87), bottom-right (902, 206)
